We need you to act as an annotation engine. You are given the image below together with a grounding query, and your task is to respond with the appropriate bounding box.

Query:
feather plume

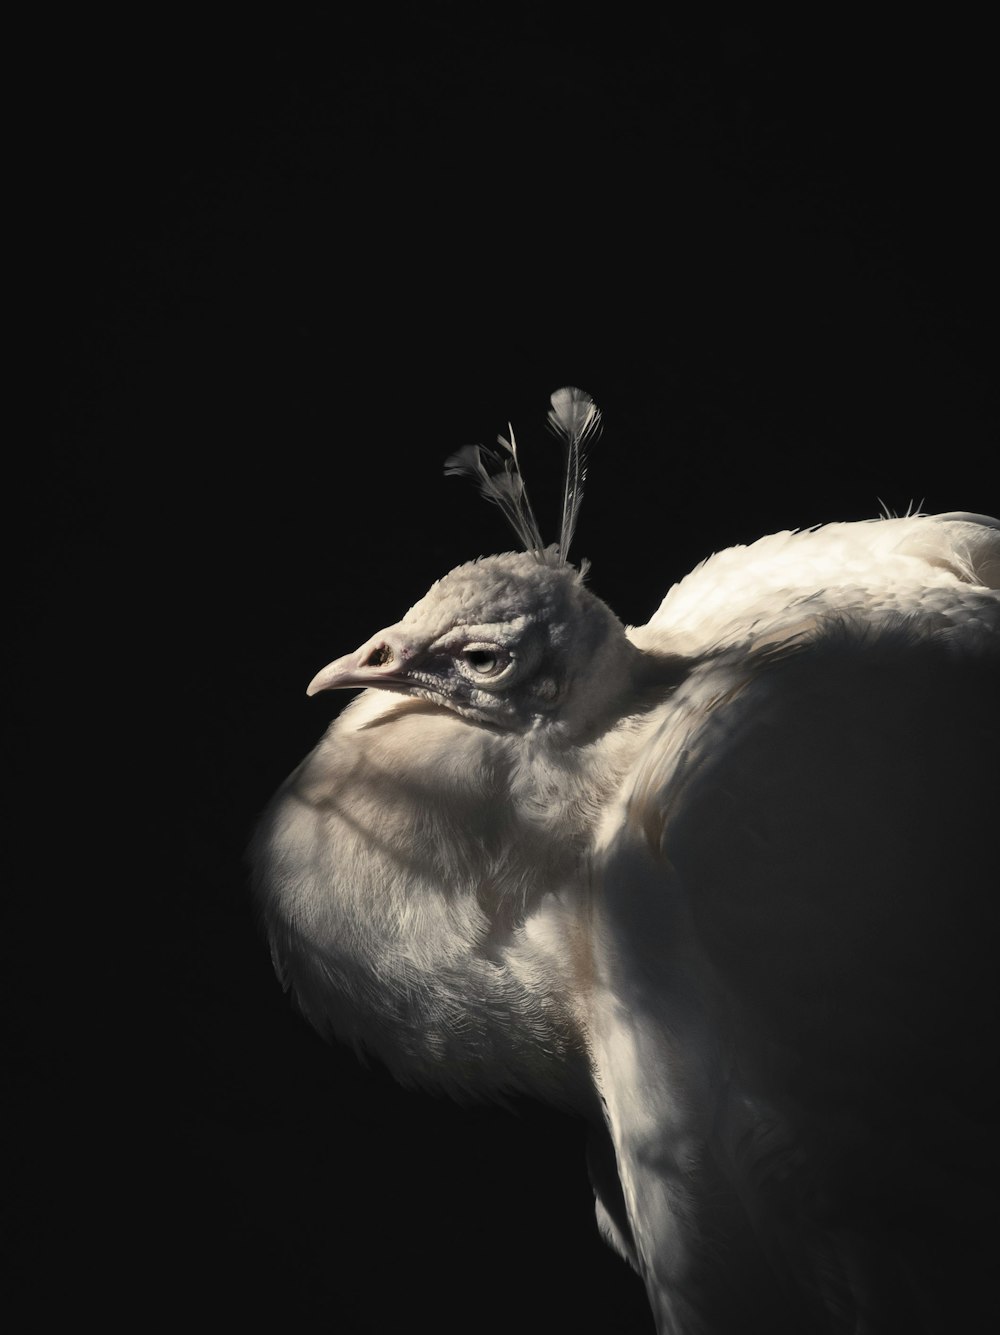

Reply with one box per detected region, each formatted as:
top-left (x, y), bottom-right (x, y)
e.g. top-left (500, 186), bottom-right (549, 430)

top-left (444, 427), bottom-right (546, 556)
top-left (547, 386), bottom-right (602, 560)
top-left (446, 387), bottom-right (602, 565)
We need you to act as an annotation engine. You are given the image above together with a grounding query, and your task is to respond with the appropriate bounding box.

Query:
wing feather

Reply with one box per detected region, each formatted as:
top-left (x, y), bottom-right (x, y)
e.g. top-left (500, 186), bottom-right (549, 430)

top-left (591, 517), bottom-right (1000, 1329)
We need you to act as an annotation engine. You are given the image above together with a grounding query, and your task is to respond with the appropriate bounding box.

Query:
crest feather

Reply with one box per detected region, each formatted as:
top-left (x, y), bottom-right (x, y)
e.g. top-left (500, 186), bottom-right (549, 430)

top-left (445, 386), bottom-right (601, 565)
top-left (444, 426), bottom-right (546, 557)
top-left (547, 386), bottom-right (601, 560)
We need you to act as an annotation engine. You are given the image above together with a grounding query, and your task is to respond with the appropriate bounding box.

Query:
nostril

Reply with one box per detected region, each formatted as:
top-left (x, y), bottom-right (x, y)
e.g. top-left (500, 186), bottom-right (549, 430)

top-left (364, 644), bottom-right (394, 668)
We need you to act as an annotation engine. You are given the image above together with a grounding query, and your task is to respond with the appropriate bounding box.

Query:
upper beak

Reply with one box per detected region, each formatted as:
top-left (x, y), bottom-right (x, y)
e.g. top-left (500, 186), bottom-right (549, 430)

top-left (306, 626), bottom-right (420, 696)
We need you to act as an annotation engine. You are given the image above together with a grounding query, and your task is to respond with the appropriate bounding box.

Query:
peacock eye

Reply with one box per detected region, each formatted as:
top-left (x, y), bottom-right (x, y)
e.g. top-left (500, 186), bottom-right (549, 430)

top-left (459, 645), bottom-right (511, 680)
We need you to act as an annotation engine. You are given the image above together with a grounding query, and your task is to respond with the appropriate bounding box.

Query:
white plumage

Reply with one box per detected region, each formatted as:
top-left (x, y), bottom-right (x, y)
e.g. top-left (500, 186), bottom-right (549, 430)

top-left (251, 390), bottom-right (1000, 1333)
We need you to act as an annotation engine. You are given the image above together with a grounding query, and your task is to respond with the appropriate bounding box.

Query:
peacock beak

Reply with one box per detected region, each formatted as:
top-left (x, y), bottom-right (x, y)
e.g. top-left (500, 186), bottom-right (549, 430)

top-left (306, 627), bottom-right (422, 696)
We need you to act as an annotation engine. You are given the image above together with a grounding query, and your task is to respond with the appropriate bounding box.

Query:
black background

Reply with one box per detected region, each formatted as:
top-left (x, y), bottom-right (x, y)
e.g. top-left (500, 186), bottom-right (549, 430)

top-left (14, 9), bottom-right (996, 1331)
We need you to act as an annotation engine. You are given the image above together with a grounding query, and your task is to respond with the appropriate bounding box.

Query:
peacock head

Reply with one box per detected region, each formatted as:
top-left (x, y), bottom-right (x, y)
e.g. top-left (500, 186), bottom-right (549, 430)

top-left (306, 547), bottom-right (639, 734)
top-left (306, 388), bottom-right (654, 737)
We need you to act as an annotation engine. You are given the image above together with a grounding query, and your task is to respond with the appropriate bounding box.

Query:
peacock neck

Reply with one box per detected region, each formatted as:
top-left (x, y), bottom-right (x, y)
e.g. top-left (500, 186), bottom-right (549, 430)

top-left (256, 689), bottom-right (624, 1108)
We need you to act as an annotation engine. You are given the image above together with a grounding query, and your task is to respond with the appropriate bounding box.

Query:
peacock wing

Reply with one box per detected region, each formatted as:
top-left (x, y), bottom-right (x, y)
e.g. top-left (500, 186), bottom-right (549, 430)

top-left (589, 522), bottom-right (1000, 1331)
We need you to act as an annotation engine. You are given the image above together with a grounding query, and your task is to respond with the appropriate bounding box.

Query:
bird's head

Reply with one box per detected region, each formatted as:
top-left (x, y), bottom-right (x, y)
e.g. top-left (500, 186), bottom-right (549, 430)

top-left (307, 549), bottom-right (645, 739)
top-left (308, 388), bottom-right (683, 739)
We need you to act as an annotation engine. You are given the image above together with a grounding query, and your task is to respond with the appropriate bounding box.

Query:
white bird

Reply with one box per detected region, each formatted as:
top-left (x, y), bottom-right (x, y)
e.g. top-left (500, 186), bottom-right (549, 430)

top-left (251, 389), bottom-right (1000, 1334)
